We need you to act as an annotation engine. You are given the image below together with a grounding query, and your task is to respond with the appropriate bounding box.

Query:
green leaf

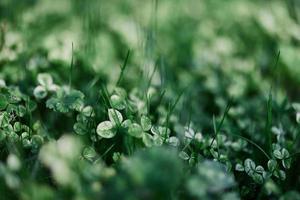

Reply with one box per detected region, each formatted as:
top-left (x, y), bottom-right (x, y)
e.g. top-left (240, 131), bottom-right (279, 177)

top-left (0, 112), bottom-right (10, 128)
top-left (82, 147), bottom-right (97, 162)
top-left (179, 151), bottom-right (190, 160)
top-left (252, 173), bottom-right (263, 184)
top-left (13, 122), bottom-right (22, 132)
top-left (142, 133), bottom-right (154, 147)
top-left (278, 170), bottom-right (286, 180)
top-left (255, 166), bottom-right (264, 174)
top-left (21, 132), bottom-right (30, 140)
top-left (167, 136), bottom-right (180, 147)
top-left (267, 159), bottom-right (277, 172)
top-left (281, 148), bottom-right (290, 158)
top-left (108, 109), bottom-right (123, 125)
top-left (73, 122), bottom-right (88, 135)
top-left (282, 158), bottom-right (291, 169)
top-left (273, 150), bottom-right (283, 159)
top-left (37, 73), bottom-right (53, 88)
top-left (128, 123), bottom-right (143, 138)
top-left (0, 131), bottom-right (6, 142)
top-left (46, 89), bottom-right (84, 113)
top-left (235, 163), bottom-right (244, 172)
top-left (34, 86), bottom-right (47, 99)
top-left (244, 159), bottom-right (255, 174)
top-left (82, 106), bottom-right (95, 117)
top-left (27, 99), bottom-right (37, 112)
top-left (7, 132), bottom-right (19, 143)
top-left (121, 119), bottom-right (132, 129)
top-left (16, 105), bottom-right (26, 117)
top-left (151, 126), bottom-right (171, 138)
top-left (297, 113), bottom-right (300, 124)
top-left (32, 135), bottom-right (44, 147)
top-left (96, 121), bottom-right (116, 139)
top-left (0, 94), bottom-right (8, 110)
top-left (141, 115), bottom-right (152, 131)
top-left (153, 134), bottom-right (163, 146)
top-left (110, 94), bottom-right (125, 110)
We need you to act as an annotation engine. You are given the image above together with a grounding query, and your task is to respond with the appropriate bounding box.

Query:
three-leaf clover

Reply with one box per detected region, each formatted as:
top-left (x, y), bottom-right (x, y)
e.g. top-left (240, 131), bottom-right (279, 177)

top-left (273, 148), bottom-right (291, 169)
top-left (34, 73), bottom-right (58, 99)
top-left (235, 159), bottom-right (266, 184)
top-left (46, 88), bottom-right (84, 113)
top-left (96, 109), bottom-right (123, 139)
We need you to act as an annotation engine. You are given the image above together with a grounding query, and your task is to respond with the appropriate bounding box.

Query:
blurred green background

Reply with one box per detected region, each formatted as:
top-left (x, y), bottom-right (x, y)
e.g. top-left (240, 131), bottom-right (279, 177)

top-left (1, 0), bottom-right (300, 127)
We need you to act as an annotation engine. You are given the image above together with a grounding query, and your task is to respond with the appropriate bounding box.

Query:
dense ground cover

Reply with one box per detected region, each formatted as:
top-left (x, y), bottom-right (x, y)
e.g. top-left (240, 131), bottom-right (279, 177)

top-left (0, 0), bottom-right (300, 199)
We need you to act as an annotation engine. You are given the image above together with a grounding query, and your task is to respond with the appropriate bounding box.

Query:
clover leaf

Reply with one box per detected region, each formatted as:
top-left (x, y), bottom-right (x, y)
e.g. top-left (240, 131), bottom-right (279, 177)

top-left (96, 121), bottom-right (116, 139)
top-left (128, 123), bottom-right (143, 138)
top-left (142, 133), bottom-right (154, 147)
top-left (235, 163), bottom-right (244, 172)
top-left (46, 88), bottom-right (84, 113)
top-left (141, 115), bottom-right (152, 131)
top-left (37, 73), bottom-right (53, 88)
top-left (82, 147), bottom-right (98, 162)
top-left (267, 159), bottom-right (277, 172)
top-left (0, 94), bottom-right (8, 110)
top-left (108, 109), bottom-right (123, 125)
top-left (110, 94), bottom-right (126, 110)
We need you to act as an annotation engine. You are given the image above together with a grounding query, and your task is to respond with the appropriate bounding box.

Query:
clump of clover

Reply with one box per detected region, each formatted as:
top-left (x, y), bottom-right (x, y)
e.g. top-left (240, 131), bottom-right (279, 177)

top-left (73, 105), bottom-right (95, 136)
top-left (235, 159), bottom-right (267, 184)
top-left (96, 107), bottom-right (174, 147)
top-left (33, 73), bottom-right (85, 114)
top-left (46, 87), bottom-right (84, 113)
top-left (94, 86), bottom-right (177, 147)
top-left (33, 73), bottom-right (58, 99)
top-left (235, 144), bottom-right (290, 184)
top-left (178, 125), bottom-right (202, 164)
top-left (0, 87), bottom-right (44, 149)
